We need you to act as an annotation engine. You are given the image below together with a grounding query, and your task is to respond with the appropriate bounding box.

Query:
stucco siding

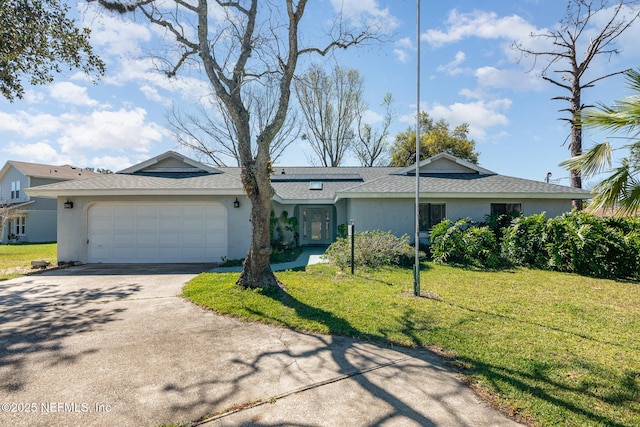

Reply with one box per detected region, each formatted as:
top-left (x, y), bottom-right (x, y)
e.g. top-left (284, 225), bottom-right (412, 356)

top-left (345, 197), bottom-right (575, 244)
top-left (349, 198), bottom-right (415, 238)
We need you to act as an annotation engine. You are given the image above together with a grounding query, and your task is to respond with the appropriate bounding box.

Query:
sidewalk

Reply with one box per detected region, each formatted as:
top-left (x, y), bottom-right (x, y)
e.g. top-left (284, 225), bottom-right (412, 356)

top-left (209, 246), bottom-right (327, 273)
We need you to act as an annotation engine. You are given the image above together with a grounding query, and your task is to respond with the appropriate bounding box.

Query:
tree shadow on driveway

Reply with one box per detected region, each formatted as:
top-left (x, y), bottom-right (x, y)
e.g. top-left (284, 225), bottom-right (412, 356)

top-left (0, 278), bottom-right (141, 393)
top-left (163, 289), bottom-right (507, 427)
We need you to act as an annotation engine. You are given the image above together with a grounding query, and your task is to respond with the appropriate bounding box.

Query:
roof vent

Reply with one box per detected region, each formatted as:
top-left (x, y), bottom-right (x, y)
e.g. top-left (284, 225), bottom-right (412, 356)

top-left (281, 169), bottom-right (286, 174)
top-left (309, 181), bottom-right (323, 190)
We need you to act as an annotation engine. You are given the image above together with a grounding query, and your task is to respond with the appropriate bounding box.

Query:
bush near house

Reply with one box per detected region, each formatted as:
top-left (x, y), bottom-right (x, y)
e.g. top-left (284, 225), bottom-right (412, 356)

top-left (325, 230), bottom-right (418, 269)
top-left (430, 211), bottom-right (640, 280)
top-left (430, 218), bottom-right (503, 269)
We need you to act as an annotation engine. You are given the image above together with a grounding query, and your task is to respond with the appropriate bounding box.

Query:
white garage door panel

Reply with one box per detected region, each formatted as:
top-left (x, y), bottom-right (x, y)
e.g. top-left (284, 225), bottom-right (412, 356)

top-left (88, 202), bottom-right (227, 263)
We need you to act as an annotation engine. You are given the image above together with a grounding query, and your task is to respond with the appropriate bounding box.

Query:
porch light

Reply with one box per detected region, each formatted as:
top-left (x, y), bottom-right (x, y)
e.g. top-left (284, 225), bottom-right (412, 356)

top-left (64, 199), bottom-right (74, 209)
top-left (233, 197), bottom-right (240, 208)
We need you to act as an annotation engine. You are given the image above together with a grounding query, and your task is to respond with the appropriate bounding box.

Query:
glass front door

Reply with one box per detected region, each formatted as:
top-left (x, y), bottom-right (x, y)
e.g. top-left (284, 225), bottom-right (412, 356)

top-left (301, 207), bottom-right (333, 245)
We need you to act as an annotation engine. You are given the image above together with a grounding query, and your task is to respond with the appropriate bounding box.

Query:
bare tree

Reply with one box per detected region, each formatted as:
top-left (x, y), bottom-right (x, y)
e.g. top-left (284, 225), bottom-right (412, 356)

top-left (0, 201), bottom-right (25, 241)
top-left (353, 92), bottom-right (394, 167)
top-left (514, 0), bottom-right (640, 209)
top-left (295, 64), bottom-right (366, 166)
top-left (169, 82), bottom-right (301, 167)
top-left (95, 0), bottom-right (382, 289)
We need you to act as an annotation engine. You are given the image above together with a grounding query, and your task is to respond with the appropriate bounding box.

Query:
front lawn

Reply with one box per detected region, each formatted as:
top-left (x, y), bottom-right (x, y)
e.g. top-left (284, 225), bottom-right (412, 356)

top-left (183, 263), bottom-right (640, 426)
top-left (0, 243), bottom-right (57, 280)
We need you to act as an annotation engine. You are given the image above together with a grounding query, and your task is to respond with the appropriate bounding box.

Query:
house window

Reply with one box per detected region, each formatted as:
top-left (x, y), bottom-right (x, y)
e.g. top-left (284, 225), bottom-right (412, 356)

top-left (11, 181), bottom-right (20, 199)
top-left (14, 216), bottom-right (26, 236)
top-left (419, 203), bottom-right (446, 232)
top-left (490, 203), bottom-right (523, 216)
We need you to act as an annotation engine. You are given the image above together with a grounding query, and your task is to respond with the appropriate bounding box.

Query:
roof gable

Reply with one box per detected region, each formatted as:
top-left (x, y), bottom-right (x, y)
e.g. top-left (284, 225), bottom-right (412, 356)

top-left (118, 151), bottom-right (221, 176)
top-left (394, 153), bottom-right (495, 176)
top-left (0, 160), bottom-right (99, 182)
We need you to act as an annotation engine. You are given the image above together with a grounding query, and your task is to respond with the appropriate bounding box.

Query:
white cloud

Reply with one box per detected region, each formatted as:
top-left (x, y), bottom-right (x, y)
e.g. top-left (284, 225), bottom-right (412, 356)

top-left (437, 51), bottom-right (467, 75)
top-left (424, 10), bottom-right (538, 48)
top-left (361, 109), bottom-right (383, 124)
top-left (427, 99), bottom-right (512, 140)
top-left (140, 85), bottom-right (172, 106)
top-left (49, 82), bottom-right (99, 106)
top-left (475, 66), bottom-right (545, 91)
top-left (3, 142), bottom-right (72, 165)
top-left (57, 108), bottom-right (165, 154)
top-left (0, 111), bottom-right (63, 137)
top-left (85, 12), bottom-right (152, 57)
top-left (393, 37), bottom-right (414, 63)
top-left (89, 155), bottom-right (135, 171)
top-left (329, 0), bottom-right (400, 33)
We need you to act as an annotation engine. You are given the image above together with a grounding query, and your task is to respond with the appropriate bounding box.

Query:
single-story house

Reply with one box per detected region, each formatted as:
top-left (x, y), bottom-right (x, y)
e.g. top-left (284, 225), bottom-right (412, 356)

top-left (0, 160), bottom-right (99, 243)
top-left (26, 150), bottom-right (591, 264)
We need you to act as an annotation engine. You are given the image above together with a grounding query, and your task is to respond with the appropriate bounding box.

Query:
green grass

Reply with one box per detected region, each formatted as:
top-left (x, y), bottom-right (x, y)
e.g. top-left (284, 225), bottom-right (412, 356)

top-left (0, 243), bottom-right (57, 280)
top-left (182, 263), bottom-right (640, 426)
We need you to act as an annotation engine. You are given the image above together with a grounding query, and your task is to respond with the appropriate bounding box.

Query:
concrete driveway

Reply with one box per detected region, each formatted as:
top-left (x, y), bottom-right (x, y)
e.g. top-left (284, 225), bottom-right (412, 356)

top-left (0, 265), bottom-right (522, 427)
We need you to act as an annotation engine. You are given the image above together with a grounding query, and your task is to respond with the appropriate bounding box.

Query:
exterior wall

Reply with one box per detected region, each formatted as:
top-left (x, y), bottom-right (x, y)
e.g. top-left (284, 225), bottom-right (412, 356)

top-left (29, 178), bottom-right (60, 210)
top-left (346, 197), bottom-right (575, 244)
top-left (0, 166), bottom-right (27, 203)
top-left (22, 210), bottom-right (57, 242)
top-left (348, 198), bottom-right (415, 238)
top-left (0, 169), bottom-right (62, 242)
top-left (56, 195), bottom-right (250, 263)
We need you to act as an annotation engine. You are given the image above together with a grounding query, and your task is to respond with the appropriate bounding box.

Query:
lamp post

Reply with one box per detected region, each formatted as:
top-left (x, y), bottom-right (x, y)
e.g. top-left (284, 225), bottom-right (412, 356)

top-left (414, 0), bottom-right (421, 297)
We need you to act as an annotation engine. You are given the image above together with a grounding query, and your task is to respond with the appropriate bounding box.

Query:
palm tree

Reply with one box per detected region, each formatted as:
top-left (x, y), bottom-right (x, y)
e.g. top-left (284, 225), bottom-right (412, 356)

top-left (561, 68), bottom-right (640, 216)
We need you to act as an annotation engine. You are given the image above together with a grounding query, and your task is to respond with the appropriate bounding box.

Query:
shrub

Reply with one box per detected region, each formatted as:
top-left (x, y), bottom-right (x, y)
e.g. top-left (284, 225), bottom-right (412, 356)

top-left (429, 218), bottom-right (468, 264)
top-left (462, 226), bottom-right (502, 268)
top-left (430, 211), bottom-right (639, 280)
top-left (501, 213), bottom-right (548, 268)
top-left (430, 218), bottom-right (503, 268)
top-left (325, 230), bottom-right (416, 269)
top-left (545, 211), bottom-right (639, 279)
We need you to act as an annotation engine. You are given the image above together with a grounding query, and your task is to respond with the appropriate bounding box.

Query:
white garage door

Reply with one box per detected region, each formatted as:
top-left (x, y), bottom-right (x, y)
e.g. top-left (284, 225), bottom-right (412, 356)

top-left (88, 202), bottom-right (227, 263)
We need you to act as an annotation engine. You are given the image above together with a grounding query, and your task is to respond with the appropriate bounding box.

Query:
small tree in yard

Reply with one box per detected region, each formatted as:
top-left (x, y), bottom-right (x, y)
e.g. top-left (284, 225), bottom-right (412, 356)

top-left (0, 201), bottom-right (25, 241)
top-left (95, 0), bottom-right (383, 289)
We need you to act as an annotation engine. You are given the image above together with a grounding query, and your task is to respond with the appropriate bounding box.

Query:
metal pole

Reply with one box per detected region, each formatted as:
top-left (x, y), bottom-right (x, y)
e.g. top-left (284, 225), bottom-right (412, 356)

top-left (414, 0), bottom-right (421, 297)
top-left (349, 219), bottom-right (355, 275)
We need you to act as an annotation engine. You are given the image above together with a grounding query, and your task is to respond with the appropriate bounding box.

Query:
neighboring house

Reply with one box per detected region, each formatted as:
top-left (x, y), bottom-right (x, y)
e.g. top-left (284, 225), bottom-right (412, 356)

top-left (0, 161), bottom-right (99, 243)
top-left (26, 151), bottom-right (591, 264)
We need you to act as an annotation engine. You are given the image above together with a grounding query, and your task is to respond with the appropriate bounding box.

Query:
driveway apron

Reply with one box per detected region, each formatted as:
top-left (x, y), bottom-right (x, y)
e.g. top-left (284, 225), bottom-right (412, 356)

top-left (0, 265), bottom-right (522, 427)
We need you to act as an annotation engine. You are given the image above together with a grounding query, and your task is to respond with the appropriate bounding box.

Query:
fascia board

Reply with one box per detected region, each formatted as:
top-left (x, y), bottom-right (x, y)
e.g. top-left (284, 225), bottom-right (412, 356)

top-left (25, 188), bottom-right (245, 198)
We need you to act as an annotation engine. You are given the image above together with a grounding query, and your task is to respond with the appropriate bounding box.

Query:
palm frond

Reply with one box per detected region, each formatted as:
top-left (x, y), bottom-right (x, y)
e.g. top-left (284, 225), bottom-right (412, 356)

top-left (560, 142), bottom-right (612, 176)
top-left (582, 98), bottom-right (640, 135)
top-left (589, 162), bottom-right (632, 214)
top-left (617, 175), bottom-right (640, 217)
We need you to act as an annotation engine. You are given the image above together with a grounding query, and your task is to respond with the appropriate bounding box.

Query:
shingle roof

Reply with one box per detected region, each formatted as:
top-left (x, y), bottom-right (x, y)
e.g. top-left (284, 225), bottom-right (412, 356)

top-left (340, 173), bottom-right (592, 198)
top-left (26, 168), bottom-right (244, 196)
top-left (25, 158), bottom-right (591, 200)
top-left (2, 161), bottom-right (100, 180)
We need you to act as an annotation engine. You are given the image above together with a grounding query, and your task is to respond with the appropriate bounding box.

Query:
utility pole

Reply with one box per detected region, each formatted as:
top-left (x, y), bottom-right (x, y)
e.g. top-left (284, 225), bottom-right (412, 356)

top-left (414, 0), bottom-right (421, 297)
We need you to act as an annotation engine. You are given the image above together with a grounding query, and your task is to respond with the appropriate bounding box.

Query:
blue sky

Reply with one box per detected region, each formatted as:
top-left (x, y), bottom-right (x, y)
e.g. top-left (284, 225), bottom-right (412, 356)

top-left (1, 0), bottom-right (639, 186)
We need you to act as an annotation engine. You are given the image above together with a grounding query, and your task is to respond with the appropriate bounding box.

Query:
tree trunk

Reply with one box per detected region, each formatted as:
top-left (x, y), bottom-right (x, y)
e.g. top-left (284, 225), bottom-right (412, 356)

top-left (236, 160), bottom-right (281, 290)
top-left (570, 79), bottom-right (583, 210)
